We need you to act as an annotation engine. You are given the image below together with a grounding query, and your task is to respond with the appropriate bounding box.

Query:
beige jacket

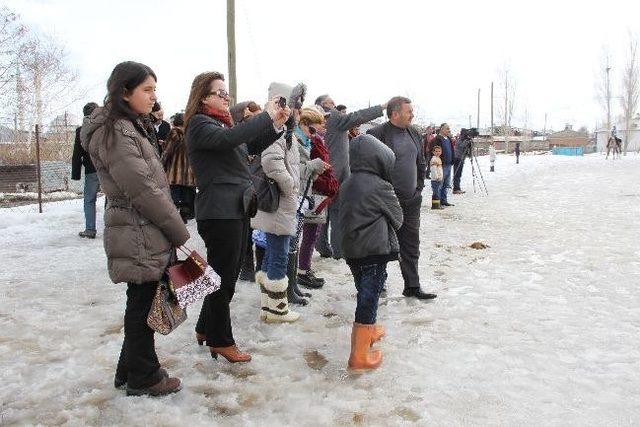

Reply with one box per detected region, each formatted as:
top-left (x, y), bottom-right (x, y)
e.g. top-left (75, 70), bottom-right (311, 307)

top-left (251, 135), bottom-right (300, 236)
top-left (81, 108), bottom-right (189, 284)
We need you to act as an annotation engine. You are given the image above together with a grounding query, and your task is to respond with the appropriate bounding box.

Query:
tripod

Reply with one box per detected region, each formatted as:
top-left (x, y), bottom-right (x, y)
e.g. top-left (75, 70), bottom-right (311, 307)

top-left (459, 143), bottom-right (488, 196)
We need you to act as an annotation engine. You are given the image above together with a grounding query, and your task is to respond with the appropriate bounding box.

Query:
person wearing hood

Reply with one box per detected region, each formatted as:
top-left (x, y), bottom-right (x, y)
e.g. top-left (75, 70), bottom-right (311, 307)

top-left (367, 97), bottom-right (437, 300)
top-left (313, 94), bottom-right (388, 260)
top-left (252, 82), bottom-right (325, 321)
top-left (185, 72), bottom-right (289, 363)
top-left (80, 61), bottom-right (190, 397)
top-left (339, 134), bottom-right (403, 371)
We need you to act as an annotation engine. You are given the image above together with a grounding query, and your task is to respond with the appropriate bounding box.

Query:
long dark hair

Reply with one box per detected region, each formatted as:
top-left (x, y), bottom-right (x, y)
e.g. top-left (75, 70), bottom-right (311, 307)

top-left (184, 71), bottom-right (225, 129)
top-left (104, 61), bottom-right (157, 133)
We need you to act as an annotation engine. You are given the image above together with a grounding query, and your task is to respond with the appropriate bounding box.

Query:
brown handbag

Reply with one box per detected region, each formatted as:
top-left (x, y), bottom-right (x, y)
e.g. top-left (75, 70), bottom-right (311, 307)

top-left (147, 280), bottom-right (187, 335)
top-left (168, 246), bottom-right (221, 309)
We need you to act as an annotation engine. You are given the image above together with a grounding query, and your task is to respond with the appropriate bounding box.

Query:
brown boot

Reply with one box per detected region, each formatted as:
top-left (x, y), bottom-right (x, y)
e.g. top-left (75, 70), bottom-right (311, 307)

top-left (370, 324), bottom-right (385, 345)
top-left (126, 375), bottom-right (182, 397)
top-left (348, 323), bottom-right (382, 371)
top-left (210, 344), bottom-right (252, 363)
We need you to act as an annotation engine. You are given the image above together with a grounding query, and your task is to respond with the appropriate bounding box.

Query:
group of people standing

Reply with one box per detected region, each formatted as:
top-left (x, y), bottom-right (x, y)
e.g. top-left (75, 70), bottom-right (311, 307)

top-left (76, 60), bottom-right (447, 397)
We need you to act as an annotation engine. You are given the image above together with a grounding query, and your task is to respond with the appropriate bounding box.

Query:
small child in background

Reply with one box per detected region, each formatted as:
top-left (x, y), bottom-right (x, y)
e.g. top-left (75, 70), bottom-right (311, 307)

top-left (339, 134), bottom-right (403, 372)
top-left (489, 144), bottom-right (496, 172)
top-left (430, 145), bottom-right (444, 210)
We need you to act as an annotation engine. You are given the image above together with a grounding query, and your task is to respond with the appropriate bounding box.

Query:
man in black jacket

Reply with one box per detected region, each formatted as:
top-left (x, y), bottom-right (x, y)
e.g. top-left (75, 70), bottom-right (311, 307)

top-left (367, 97), bottom-right (437, 300)
top-left (431, 123), bottom-right (455, 206)
top-left (71, 102), bottom-right (99, 238)
top-left (151, 101), bottom-right (171, 152)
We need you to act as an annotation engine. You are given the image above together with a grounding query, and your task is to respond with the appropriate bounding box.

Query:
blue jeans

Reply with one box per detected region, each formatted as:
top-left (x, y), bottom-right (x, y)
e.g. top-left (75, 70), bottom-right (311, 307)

top-left (349, 262), bottom-right (388, 324)
top-left (440, 165), bottom-right (452, 204)
top-left (83, 172), bottom-right (100, 231)
top-left (431, 180), bottom-right (441, 200)
top-left (262, 233), bottom-right (291, 280)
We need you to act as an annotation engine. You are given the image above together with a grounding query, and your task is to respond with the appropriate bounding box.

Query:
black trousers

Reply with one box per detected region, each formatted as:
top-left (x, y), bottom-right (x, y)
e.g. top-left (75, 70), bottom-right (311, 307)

top-left (196, 218), bottom-right (249, 347)
top-left (453, 156), bottom-right (465, 191)
top-left (397, 195), bottom-right (422, 290)
top-left (115, 282), bottom-right (162, 389)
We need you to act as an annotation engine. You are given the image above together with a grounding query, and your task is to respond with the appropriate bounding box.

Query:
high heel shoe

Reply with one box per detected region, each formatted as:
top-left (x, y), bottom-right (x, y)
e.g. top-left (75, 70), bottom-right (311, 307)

top-left (209, 345), bottom-right (252, 363)
top-left (196, 333), bottom-right (206, 346)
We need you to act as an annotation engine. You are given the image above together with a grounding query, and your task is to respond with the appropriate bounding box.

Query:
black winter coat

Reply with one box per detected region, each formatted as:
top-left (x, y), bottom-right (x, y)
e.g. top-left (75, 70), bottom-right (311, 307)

top-left (71, 126), bottom-right (96, 179)
top-left (186, 112), bottom-right (282, 220)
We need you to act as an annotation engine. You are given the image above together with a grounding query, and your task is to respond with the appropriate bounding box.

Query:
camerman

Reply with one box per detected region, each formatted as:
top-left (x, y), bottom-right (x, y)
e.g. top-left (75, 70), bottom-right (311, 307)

top-left (367, 97), bottom-right (437, 300)
top-left (314, 94), bottom-right (387, 260)
top-left (453, 128), bottom-right (472, 194)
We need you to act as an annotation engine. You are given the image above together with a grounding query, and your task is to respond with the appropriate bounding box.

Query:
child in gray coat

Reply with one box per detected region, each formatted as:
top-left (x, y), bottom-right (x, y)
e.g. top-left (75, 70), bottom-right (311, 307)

top-left (339, 134), bottom-right (403, 371)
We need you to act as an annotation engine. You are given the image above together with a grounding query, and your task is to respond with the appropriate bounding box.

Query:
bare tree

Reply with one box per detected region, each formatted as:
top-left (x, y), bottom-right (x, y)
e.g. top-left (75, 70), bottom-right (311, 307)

top-left (0, 6), bottom-right (26, 131)
top-left (596, 47), bottom-right (614, 136)
top-left (18, 34), bottom-right (84, 141)
top-left (620, 33), bottom-right (639, 155)
top-left (497, 63), bottom-right (516, 132)
top-left (496, 63), bottom-right (516, 152)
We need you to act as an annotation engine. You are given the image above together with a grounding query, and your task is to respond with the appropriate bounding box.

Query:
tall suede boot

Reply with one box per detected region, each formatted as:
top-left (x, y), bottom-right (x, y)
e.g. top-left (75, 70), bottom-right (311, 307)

top-left (287, 252), bottom-right (309, 305)
top-left (263, 277), bottom-right (300, 323)
top-left (348, 323), bottom-right (382, 371)
top-left (256, 270), bottom-right (268, 321)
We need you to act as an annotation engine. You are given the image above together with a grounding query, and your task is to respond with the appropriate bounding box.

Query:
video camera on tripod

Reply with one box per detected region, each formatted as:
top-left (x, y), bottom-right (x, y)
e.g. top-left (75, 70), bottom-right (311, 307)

top-left (456, 127), bottom-right (488, 195)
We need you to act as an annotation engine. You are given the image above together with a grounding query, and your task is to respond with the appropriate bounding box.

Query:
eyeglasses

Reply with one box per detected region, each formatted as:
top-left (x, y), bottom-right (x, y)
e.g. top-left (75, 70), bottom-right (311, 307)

top-left (207, 89), bottom-right (230, 100)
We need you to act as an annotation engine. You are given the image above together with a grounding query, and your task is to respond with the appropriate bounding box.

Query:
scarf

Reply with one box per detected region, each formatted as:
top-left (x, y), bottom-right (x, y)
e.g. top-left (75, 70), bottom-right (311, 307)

top-left (202, 105), bottom-right (234, 127)
top-left (294, 126), bottom-right (311, 149)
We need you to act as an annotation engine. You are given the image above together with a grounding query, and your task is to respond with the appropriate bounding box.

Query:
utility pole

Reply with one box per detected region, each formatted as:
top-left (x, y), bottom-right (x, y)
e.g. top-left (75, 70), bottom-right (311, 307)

top-left (477, 88), bottom-right (480, 129)
top-left (490, 82), bottom-right (494, 136)
top-left (504, 73), bottom-right (509, 153)
top-left (605, 65), bottom-right (611, 136)
top-left (227, 0), bottom-right (237, 106)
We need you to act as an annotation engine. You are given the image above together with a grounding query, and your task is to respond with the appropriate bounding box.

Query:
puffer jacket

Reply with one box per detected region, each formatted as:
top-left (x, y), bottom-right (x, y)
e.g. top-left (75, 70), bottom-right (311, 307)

top-left (81, 107), bottom-right (190, 284)
top-left (251, 135), bottom-right (300, 236)
top-left (339, 134), bottom-right (403, 263)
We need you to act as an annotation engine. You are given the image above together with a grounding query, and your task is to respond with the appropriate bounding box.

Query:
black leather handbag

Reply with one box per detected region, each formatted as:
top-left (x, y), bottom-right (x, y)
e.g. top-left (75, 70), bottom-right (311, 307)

top-left (249, 156), bottom-right (280, 213)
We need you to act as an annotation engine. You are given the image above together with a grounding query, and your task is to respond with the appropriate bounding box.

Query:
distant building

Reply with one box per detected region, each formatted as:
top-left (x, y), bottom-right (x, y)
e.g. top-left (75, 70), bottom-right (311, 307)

top-left (547, 124), bottom-right (589, 148)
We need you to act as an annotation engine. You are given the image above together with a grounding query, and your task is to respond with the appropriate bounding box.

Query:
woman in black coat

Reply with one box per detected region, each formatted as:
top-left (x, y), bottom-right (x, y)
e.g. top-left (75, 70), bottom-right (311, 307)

top-left (184, 71), bottom-right (289, 363)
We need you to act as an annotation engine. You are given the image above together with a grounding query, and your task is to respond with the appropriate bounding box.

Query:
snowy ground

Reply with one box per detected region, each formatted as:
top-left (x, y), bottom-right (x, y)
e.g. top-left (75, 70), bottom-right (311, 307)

top-left (1, 153), bottom-right (639, 426)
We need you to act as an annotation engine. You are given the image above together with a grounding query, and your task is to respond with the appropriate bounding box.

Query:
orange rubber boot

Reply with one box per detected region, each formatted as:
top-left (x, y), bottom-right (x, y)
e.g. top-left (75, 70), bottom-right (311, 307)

top-left (370, 324), bottom-right (385, 345)
top-left (348, 323), bottom-right (382, 371)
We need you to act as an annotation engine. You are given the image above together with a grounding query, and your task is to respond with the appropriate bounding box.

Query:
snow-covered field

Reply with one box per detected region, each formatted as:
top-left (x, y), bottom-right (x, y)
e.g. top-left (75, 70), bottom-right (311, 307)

top-left (1, 153), bottom-right (639, 426)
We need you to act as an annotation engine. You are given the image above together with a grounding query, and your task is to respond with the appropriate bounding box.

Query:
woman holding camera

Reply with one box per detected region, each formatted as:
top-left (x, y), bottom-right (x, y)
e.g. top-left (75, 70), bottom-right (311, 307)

top-left (185, 72), bottom-right (289, 362)
top-left (252, 83), bottom-right (326, 322)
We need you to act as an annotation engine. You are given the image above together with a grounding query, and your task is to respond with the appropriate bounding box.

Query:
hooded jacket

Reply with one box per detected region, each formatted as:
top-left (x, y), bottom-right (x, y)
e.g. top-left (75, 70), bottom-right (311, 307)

top-left (80, 107), bottom-right (189, 284)
top-left (339, 134), bottom-right (403, 264)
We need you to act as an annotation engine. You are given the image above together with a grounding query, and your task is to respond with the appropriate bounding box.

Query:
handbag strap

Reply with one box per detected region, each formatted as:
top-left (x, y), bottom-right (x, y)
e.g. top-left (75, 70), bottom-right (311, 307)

top-left (176, 246), bottom-right (193, 257)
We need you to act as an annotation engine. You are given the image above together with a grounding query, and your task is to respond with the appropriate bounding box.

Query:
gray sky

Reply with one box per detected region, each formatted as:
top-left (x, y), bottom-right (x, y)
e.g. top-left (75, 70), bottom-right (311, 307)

top-left (7, 0), bottom-right (640, 131)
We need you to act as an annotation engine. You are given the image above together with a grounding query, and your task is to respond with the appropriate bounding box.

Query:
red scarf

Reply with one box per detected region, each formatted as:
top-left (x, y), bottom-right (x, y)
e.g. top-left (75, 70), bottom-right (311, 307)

top-left (202, 105), bottom-right (234, 127)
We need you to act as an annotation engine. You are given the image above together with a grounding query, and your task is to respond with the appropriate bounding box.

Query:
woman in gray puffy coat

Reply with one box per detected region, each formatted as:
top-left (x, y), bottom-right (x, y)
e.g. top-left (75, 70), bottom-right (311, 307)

top-left (81, 61), bottom-right (189, 397)
top-left (251, 83), bottom-right (325, 322)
